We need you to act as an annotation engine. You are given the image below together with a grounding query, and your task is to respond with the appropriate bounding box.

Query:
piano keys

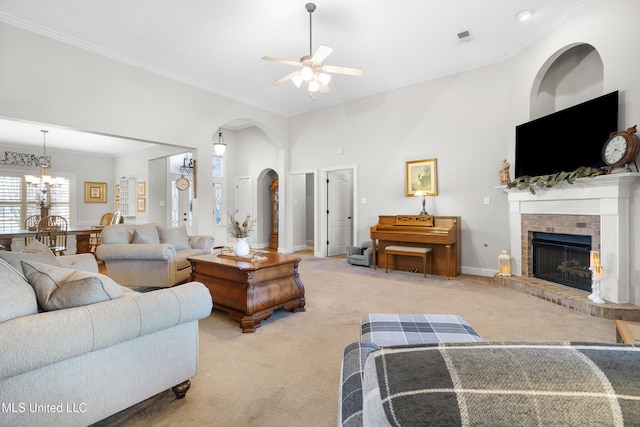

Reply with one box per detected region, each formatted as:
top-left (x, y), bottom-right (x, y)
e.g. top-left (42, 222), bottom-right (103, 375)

top-left (370, 215), bottom-right (461, 277)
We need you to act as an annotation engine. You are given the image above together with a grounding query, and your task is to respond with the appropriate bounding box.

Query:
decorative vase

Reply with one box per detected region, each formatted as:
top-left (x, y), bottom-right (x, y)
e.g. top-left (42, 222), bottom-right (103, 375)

top-left (234, 237), bottom-right (250, 257)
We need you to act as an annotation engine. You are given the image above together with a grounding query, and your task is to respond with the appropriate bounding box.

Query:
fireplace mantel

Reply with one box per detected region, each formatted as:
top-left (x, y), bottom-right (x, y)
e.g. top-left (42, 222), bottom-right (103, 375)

top-left (504, 172), bottom-right (640, 304)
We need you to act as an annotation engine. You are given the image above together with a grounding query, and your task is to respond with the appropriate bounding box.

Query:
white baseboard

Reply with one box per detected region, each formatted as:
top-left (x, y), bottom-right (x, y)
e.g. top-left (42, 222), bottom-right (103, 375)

top-left (461, 266), bottom-right (496, 277)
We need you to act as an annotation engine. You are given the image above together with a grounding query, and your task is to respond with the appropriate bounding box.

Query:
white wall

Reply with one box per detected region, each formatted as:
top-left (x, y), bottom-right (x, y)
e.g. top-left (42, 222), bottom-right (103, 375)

top-left (0, 20), bottom-right (289, 238)
top-left (289, 62), bottom-right (511, 275)
top-left (2, 0), bottom-right (640, 300)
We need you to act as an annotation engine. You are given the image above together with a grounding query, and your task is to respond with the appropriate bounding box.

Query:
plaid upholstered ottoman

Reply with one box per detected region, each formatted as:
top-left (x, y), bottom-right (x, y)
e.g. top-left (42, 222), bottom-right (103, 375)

top-left (360, 313), bottom-right (483, 346)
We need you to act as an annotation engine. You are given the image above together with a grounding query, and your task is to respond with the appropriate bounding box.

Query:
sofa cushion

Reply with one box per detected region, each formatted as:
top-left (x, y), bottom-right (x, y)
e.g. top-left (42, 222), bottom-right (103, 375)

top-left (159, 225), bottom-right (191, 250)
top-left (362, 342), bottom-right (640, 426)
top-left (21, 260), bottom-right (124, 311)
top-left (100, 224), bottom-right (135, 244)
top-left (0, 239), bottom-right (62, 279)
top-left (361, 313), bottom-right (483, 346)
top-left (133, 223), bottom-right (160, 244)
top-left (0, 258), bottom-right (38, 323)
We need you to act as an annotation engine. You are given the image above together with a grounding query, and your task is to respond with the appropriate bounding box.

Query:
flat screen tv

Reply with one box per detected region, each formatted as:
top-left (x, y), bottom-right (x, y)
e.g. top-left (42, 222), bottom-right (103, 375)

top-left (515, 91), bottom-right (618, 178)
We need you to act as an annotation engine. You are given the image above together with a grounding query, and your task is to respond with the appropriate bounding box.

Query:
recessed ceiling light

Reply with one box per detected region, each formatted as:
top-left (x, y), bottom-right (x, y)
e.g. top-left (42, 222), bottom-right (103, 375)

top-left (516, 9), bottom-right (533, 22)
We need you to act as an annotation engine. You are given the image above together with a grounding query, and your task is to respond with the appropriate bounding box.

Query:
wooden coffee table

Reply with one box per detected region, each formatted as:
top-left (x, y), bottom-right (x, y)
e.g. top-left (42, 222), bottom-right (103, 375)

top-left (189, 252), bottom-right (306, 332)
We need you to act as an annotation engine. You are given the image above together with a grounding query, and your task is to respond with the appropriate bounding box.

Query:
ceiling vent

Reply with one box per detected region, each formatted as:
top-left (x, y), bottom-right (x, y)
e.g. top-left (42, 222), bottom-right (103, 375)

top-left (457, 30), bottom-right (474, 43)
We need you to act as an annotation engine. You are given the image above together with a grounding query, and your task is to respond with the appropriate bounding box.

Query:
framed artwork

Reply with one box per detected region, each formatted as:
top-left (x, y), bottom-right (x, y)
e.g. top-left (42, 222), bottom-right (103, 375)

top-left (137, 197), bottom-right (146, 212)
top-left (136, 181), bottom-right (146, 196)
top-left (115, 200), bottom-right (120, 211)
top-left (406, 158), bottom-right (438, 197)
top-left (84, 182), bottom-right (107, 203)
top-left (115, 183), bottom-right (120, 199)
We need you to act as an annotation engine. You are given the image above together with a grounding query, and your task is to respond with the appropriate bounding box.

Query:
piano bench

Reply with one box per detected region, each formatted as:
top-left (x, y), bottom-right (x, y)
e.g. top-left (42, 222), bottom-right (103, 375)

top-left (384, 246), bottom-right (432, 277)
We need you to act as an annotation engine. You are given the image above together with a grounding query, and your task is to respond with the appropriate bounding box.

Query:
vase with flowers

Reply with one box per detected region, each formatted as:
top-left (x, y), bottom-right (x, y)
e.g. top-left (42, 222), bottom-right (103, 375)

top-left (226, 211), bottom-right (255, 257)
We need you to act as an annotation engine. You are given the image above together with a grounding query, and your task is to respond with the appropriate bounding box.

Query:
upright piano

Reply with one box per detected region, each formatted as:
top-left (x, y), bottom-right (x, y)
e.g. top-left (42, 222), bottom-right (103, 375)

top-left (370, 215), bottom-right (461, 277)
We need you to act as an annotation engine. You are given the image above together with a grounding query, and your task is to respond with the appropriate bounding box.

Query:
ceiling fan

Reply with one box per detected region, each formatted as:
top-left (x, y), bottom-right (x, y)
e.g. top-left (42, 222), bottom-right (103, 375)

top-left (262, 2), bottom-right (363, 94)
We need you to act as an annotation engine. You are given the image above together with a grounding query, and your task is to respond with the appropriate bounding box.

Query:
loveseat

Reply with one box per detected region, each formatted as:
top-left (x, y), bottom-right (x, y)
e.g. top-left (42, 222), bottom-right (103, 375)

top-left (339, 314), bottom-right (640, 426)
top-left (96, 223), bottom-right (215, 288)
top-left (0, 241), bottom-right (213, 426)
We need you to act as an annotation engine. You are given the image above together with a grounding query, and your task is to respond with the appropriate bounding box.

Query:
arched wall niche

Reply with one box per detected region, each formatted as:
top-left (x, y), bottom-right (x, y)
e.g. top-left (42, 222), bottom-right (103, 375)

top-left (530, 43), bottom-right (604, 120)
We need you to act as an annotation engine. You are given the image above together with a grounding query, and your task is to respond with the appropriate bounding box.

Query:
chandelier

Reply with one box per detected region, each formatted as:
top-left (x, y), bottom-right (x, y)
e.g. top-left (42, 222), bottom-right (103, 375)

top-left (24, 130), bottom-right (64, 206)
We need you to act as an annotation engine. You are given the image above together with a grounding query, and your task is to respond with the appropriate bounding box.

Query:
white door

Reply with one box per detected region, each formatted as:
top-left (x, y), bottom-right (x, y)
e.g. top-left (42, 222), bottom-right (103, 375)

top-left (327, 170), bottom-right (353, 256)
top-left (171, 177), bottom-right (193, 234)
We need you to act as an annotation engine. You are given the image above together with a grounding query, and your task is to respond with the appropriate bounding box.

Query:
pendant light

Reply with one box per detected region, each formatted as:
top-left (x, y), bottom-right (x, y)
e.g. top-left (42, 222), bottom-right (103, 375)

top-left (213, 128), bottom-right (227, 156)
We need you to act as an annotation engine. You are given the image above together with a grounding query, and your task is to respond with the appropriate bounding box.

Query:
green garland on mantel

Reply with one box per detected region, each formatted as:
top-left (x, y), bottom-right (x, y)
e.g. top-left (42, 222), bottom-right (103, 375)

top-left (506, 166), bottom-right (611, 195)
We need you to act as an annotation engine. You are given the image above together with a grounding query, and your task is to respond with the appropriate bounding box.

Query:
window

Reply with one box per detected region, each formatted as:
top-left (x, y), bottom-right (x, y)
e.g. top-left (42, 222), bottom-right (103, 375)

top-left (213, 155), bottom-right (224, 225)
top-left (0, 176), bottom-right (22, 230)
top-left (0, 173), bottom-right (71, 231)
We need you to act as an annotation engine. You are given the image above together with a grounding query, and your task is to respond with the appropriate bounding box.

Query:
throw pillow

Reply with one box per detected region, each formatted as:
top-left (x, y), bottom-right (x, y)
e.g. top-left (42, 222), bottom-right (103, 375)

top-left (99, 224), bottom-right (134, 244)
top-left (21, 260), bottom-right (124, 311)
top-left (0, 240), bottom-right (62, 279)
top-left (159, 225), bottom-right (191, 250)
top-left (23, 239), bottom-right (56, 255)
top-left (0, 258), bottom-right (38, 323)
top-left (132, 223), bottom-right (160, 244)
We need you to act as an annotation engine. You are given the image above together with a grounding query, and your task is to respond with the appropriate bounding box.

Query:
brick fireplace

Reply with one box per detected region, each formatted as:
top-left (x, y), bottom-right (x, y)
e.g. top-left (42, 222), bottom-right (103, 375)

top-left (506, 173), bottom-right (639, 304)
top-left (521, 214), bottom-right (600, 277)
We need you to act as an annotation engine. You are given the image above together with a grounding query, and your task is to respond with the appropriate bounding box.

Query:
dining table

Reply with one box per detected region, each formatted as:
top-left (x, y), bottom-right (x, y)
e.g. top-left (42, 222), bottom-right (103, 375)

top-left (0, 226), bottom-right (103, 253)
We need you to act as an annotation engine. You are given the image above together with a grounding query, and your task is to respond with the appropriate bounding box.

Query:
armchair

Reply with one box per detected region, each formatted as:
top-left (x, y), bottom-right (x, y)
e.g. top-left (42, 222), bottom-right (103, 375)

top-left (346, 241), bottom-right (373, 267)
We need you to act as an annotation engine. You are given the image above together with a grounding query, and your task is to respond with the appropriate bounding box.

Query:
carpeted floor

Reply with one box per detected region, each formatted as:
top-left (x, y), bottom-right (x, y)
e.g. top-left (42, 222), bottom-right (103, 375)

top-left (94, 253), bottom-right (615, 427)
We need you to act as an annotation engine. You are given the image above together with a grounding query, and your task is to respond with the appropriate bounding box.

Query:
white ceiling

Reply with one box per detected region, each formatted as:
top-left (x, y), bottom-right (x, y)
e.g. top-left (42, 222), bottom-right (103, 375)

top-left (0, 0), bottom-right (596, 155)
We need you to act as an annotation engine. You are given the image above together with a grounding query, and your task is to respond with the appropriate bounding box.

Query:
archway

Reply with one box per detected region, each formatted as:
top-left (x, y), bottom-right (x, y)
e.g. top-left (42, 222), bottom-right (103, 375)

top-left (257, 169), bottom-right (278, 251)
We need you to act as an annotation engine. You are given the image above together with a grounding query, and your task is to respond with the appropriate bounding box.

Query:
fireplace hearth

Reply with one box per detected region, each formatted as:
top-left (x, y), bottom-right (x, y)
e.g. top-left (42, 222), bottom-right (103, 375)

top-left (532, 232), bottom-right (591, 292)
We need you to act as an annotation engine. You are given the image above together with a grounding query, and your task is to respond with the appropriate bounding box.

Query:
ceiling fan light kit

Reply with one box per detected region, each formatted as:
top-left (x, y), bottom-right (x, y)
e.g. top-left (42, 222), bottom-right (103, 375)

top-left (263, 2), bottom-right (363, 95)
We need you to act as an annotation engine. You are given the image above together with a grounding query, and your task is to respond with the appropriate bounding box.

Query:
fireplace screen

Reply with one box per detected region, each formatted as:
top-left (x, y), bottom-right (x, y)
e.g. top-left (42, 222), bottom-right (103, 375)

top-left (532, 232), bottom-right (592, 292)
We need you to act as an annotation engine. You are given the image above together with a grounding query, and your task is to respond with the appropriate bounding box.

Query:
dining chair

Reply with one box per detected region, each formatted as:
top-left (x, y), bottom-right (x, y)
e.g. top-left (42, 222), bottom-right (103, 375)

top-left (110, 210), bottom-right (122, 225)
top-left (90, 212), bottom-right (116, 255)
top-left (100, 212), bottom-right (115, 226)
top-left (24, 215), bottom-right (41, 246)
top-left (36, 215), bottom-right (68, 255)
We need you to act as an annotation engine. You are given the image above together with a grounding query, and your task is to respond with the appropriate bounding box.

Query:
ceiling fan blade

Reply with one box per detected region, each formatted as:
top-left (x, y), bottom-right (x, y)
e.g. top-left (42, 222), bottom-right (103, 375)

top-left (272, 70), bottom-right (301, 86)
top-left (319, 84), bottom-right (331, 94)
top-left (262, 56), bottom-right (302, 67)
top-left (321, 64), bottom-right (364, 77)
top-left (311, 45), bottom-right (333, 64)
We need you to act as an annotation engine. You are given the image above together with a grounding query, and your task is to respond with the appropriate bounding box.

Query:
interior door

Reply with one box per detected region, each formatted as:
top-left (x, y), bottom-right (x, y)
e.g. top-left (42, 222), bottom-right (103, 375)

top-left (327, 170), bottom-right (353, 256)
top-left (171, 177), bottom-right (193, 233)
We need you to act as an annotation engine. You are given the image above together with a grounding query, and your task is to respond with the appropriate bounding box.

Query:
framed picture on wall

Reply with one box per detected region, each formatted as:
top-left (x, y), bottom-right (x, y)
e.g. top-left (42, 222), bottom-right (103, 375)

top-left (137, 197), bottom-right (146, 212)
top-left (406, 158), bottom-right (438, 197)
top-left (136, 181), bottom-right (146, 196)
top-left (84, 182), bottom-right (107, 203)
